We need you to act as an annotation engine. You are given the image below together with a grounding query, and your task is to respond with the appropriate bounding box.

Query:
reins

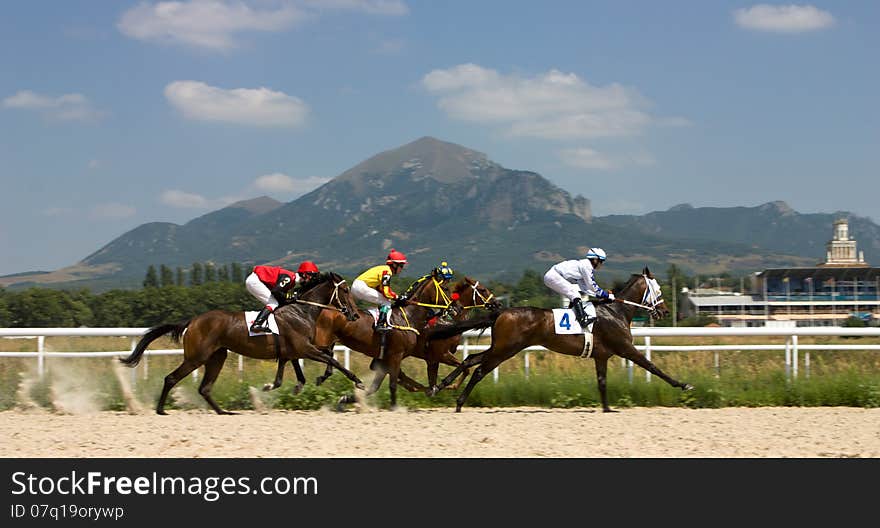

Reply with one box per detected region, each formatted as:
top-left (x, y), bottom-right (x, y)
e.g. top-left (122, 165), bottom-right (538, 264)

top-left (461, 280), bottom-right (495, 310)
top-left (293, 279), bottom-right (349, 313)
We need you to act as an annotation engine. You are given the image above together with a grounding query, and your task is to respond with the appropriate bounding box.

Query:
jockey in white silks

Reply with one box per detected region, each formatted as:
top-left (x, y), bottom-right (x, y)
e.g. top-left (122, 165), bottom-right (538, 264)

top-left (542, 247), bottom-right (615, 328)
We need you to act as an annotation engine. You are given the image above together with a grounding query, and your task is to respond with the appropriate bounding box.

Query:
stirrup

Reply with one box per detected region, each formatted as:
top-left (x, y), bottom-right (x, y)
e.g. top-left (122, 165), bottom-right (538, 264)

top-left (581, 316), bottom-right (597, 327)
top-left (250, 323), bottom-right (271, 333)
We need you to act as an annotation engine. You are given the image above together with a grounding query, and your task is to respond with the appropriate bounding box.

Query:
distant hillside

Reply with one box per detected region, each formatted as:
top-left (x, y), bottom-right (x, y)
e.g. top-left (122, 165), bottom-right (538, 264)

top-left (2, 137), bottom-right (878, 291)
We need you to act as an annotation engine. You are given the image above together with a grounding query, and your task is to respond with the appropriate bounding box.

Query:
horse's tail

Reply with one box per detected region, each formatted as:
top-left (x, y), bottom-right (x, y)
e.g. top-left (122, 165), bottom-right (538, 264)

top-left (427, 311), bottom-right (500, 341)
top-left (119, 320), bottom-right (191, 367)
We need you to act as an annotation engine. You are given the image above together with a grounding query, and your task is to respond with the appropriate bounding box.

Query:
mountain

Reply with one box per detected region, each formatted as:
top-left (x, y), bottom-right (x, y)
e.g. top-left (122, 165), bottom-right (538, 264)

top-left (2, 137), bottom-right (878, 291)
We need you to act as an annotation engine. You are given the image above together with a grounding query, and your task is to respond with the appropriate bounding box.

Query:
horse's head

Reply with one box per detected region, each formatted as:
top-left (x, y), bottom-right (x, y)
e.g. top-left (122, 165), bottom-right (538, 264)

top-left (299, 272), bottom-right (360, 321)
top-left (405, 273), bottom-right (459, 318)
top-left (615, 267), bottom-right (668, 320)
top-left (632, 266), bottom-right (668, 320)
top-left (452, 277), bottom-right (501, 313)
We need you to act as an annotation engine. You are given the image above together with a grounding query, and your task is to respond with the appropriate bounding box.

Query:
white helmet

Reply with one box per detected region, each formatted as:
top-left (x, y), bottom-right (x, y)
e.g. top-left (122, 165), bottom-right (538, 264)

top-left (586, 247), bottom-right (607, 262)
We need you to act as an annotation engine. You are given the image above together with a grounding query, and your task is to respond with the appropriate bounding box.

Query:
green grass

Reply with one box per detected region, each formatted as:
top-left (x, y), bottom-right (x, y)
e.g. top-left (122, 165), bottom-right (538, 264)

top-left (1, 335), bottom-right (879, 411)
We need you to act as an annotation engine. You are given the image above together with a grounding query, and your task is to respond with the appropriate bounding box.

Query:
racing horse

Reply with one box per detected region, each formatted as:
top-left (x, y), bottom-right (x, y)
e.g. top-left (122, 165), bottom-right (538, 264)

top-left (421, 277), bottom-right (500, 393)
top-left (313, 272), bottom-right (456, 409)
top-left (275, 276), bottom-right (500, 394)
top-left (119, 272), bottom-right (365, 415)
top-left (426, 267), bottom-right (693, 412)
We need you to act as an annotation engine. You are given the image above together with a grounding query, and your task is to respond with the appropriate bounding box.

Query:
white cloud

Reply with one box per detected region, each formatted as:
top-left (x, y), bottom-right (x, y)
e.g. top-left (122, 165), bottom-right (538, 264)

top-left (254, 173), bottom-right (330, 194)
top-left (560, 148), bottom-right (657, 171)
top-left (164, 81), bottom-right (309, 127)
top-left (160, 189), bottom-right (213, 208)
top-left (734, 4), bottom-right (835, 33)
top-left (117, 1), bottom-right (305, 50)
top-left (304, 0), bottom-right (408, 15)
top-left (422, 64), bottom-right (666, 140)
top-left (559, 148), bottom-right (617, 170)
top-left (2, 90), bottom-right (104, 122)
top-left (90, 203), bottom-right (137, 218)
top-left (118, 1), bottom-right (408, 50)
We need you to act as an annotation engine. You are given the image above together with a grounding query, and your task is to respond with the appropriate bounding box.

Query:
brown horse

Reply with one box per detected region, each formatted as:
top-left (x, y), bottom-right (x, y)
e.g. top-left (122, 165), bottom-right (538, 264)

top-left (280, 276), bottom-right (499, 394)
top-left (119, 272), bottom-right (365, 415)
top-left (313, 273), bottom-right (455, 409)
top-left (427, 267), bottom-right (693, 412)
top-left (422, 277), bottom-right (500, 393)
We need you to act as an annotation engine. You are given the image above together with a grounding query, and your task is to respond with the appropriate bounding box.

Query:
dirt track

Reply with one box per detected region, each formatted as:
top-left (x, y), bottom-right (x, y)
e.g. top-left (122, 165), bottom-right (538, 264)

top-left (1, 406), bottom-right (878, 458)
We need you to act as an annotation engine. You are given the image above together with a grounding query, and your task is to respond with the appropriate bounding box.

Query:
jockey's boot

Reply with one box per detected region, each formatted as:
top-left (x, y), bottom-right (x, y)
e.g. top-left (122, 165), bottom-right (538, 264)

top-left (376, 305), bottom-right (392, 332)
top-left (570, 298), bottom-right (596, 328)
top-left (250, 307), bottom-right (272, 333)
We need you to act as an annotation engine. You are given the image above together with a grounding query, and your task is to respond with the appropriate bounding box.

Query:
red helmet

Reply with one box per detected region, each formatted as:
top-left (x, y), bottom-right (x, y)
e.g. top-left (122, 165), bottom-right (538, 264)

top-left (297, 261), bottom-right (319, 274)
top-left (386, 249), bottom-right (407, 265)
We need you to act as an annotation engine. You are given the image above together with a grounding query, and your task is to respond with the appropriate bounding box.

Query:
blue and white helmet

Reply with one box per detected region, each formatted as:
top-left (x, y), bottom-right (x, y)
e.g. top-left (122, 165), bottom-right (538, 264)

top-left (586, 247), bottom-right (607, 262)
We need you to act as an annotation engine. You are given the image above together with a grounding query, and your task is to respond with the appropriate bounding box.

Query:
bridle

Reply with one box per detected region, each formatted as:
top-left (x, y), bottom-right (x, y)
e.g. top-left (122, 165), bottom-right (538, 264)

top-left (404, 276), bottom-right (459, 318)
top-left (615, 275), bottom-right (665, 319)
top-left (293, 278), bottom-right (353, 317)
top-left (460, 280), bottom-right (497, 311)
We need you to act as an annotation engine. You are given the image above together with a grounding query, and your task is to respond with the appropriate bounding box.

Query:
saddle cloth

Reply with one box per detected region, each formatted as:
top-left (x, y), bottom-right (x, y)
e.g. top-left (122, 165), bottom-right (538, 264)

top-left (552, 308), bottom-right (595, 358)
top-left (244, 311), bottom-right (281, 336)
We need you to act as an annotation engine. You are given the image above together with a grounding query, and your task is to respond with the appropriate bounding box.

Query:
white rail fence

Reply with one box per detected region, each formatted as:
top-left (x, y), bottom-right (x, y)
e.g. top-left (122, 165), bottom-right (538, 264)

top-left (2, 327), bottom-right (880, 383)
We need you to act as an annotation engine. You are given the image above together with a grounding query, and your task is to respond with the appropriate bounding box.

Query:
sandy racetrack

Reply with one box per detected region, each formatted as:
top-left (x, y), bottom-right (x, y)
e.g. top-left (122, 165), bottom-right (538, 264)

top-left (1, 406), bottom-right (878, 458)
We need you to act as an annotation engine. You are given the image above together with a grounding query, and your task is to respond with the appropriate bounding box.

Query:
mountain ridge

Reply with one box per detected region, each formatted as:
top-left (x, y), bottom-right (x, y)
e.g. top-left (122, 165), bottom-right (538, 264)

top-left (2, 137), bottom-right (877, 291)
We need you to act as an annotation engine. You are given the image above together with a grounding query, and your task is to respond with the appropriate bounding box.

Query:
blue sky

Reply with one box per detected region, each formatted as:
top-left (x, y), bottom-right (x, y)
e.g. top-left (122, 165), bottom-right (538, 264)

top-left (1, 1), bottom-right (877, 275)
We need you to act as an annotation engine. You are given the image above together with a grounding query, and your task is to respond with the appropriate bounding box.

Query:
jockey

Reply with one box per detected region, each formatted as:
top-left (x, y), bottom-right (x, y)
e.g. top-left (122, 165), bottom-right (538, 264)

top-left (245, 261), bottom-right (320, 333)
top-left (351, 249), bottom-right (408, 332)
top-left (542, 247), bottom-right (614, 328)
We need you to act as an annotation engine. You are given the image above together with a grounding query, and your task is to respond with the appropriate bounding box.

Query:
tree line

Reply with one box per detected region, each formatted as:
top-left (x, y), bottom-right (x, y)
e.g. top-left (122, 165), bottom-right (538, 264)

top-left (0, 261), bottom-right (730, 328)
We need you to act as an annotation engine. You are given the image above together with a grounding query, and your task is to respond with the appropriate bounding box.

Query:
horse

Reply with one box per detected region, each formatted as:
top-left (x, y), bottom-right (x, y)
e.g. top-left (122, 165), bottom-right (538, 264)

top-left (426, 267), bottom-right (694, 412)
top-left (279, 276), bottom-right (500, 394)
top-left (118, 272), bottom-right (365, 415)
top-left (312, 272), bottom-right (456, 409)
top-left (421, 277), bottom-right (500, 393)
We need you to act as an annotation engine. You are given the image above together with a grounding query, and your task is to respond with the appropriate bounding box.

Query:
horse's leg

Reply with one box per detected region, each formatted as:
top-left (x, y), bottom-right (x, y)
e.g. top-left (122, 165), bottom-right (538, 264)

top-left (290, 358), bottom-right (305, 395)
top-left (616, 343), bottom-right (693, 391)
top-left (431, 351), bottom-right (485, 395)
top-left (298, 344), bottom-right (364, 390)
top-left (156, 358), bottom-right (202, 415)
top-left (386, 350), bottom-right (402, 410)
top-left (454, 363), bottom-right (491, 413)
top-left (397, 370), bottom-right (427, 393)
top-left (315, 347), bottom-right (336, 386)
top-left (593, 355), bottom-right (614, 413)
top-left (425, 359), bottom-right (440, 394)
top-left (336, 359), bottom-right (385, 410)
top-left (439, 349), bottom-right (470, 390)
top-left (263, 358), bottom-right (287, 392)
top-left (198, 349), bottom-right (235, 415)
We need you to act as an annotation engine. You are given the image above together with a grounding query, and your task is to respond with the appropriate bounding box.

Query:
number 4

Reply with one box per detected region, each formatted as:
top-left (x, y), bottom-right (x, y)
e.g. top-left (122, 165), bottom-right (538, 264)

top-left (560, 312), bottom-right (571, 330)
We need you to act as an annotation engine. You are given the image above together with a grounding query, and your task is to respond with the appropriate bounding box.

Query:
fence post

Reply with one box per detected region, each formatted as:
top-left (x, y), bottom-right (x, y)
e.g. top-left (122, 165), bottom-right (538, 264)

top-left (644, 336), bottom-right (652, 382)
top-left (791, 334), bottom-right (799, 379)
top-left (524, 351), bottom-right (530, 380)
top-left (37, 335), bottom-right (45, 379)
top-left (238, 354), bottom-right (244, 377)
top-left (344, 349), bottom-right (350, 370)
top-left (462, 335), bottom-right (469, 360)
top-left (493, 367), bottom-right (499, 383)
top-left (714, 351), bottom-right (720, 378)
top-left (784, 337), bottom-right (791, 381)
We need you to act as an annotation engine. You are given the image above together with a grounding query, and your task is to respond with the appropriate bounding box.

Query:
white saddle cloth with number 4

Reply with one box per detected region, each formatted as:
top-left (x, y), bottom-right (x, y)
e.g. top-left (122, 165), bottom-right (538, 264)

top-left (552, 307), bottom-right (596, 358)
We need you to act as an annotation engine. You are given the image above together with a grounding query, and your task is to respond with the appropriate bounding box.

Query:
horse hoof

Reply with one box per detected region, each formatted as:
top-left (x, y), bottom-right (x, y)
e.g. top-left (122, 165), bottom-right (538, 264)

top-left (315, 376), bottom-right (324, 386)
top-left (262, 383), bottom-right (273, 392)
top-left (355, 382), bottom-right (366, 390)
top-left (683, 383), bottom-right (695, 391)
top-left (220, 410), bottom-right (238, 415)
top-left (156, 410), bottom-right (168, 416)
top-left (426, 386), bottom-right (439, 397)
top-left (292, 383), bottom-right (304, 395)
